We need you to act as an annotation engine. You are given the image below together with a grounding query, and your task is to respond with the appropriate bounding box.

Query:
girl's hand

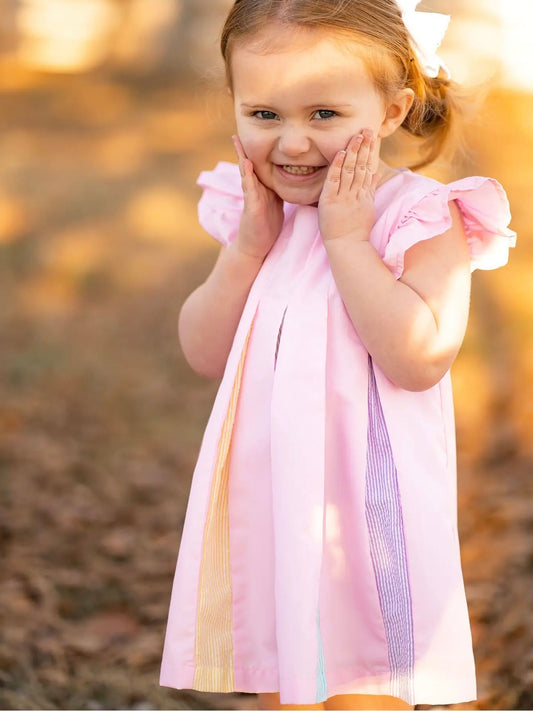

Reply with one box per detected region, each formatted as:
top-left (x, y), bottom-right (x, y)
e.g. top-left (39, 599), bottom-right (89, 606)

top-left (232, 135), bottom-right (284, 261)
top-left (318, 130), bottom-right (379, 244)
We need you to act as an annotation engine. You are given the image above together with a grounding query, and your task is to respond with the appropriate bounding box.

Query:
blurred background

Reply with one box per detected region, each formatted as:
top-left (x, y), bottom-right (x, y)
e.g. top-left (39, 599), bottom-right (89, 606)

top-left (0, 1), bottom-right (531, 709)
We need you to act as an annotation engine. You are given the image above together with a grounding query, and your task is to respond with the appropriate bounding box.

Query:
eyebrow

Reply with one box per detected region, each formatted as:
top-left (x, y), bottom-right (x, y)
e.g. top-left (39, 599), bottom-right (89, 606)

top-left (240, 103), bottom-right (354, 110)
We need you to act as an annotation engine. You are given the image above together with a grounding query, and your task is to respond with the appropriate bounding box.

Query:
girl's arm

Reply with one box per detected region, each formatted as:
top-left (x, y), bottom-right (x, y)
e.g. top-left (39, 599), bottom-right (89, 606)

top-left (180, 136), bottom-right (283, 378)
top-left (320, 132), bottom-right (471, 392)
top-left (178, 244), bottom-right (264, 378)
top-left (324, 212), bottom-right (471, 391)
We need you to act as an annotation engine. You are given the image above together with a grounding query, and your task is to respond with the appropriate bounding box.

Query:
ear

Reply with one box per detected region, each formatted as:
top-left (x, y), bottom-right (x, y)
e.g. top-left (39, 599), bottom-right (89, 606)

top-left (378, 88), bottom-right (415, 138)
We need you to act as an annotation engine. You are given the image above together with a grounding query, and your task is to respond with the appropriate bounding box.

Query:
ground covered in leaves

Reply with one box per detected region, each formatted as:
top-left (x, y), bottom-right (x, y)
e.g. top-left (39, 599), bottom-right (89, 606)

top-left (0, 66), bottom-right (532, 710)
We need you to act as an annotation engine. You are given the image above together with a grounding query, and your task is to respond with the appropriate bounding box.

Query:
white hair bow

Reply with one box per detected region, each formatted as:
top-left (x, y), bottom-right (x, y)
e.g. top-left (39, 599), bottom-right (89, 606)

top-left (396, 0), bottom-right (451, 78)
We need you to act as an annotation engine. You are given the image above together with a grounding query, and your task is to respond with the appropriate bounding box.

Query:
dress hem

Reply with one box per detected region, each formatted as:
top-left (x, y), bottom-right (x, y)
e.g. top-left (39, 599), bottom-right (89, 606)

top-left (160, 663), bottom-right (477, 706)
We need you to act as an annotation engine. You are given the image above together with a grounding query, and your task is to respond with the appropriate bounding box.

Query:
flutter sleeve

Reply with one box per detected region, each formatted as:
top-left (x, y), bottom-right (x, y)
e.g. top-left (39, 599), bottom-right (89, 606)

top-left (383, 176), bottom-right (517, 279)
top-left (196, 161), bottom-right (243, 247)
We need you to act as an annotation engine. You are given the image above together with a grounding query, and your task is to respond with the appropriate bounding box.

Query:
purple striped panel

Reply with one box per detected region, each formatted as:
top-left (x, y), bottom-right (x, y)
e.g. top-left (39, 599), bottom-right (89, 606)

top-left (365, 357), bottom-right (415, 704)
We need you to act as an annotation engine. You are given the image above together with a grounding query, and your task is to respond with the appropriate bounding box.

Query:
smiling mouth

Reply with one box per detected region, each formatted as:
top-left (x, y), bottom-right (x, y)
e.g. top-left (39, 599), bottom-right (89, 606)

top-left (280, 165), bottom-right (322, 175)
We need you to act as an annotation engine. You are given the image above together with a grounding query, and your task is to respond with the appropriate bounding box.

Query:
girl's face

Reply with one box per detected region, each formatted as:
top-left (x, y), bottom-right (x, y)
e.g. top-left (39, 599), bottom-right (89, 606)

top-left (231, 25), bottom-right (399, 206)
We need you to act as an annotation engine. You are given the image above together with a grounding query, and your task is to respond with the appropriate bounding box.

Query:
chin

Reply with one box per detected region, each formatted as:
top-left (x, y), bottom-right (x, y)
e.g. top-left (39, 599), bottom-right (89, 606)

top-left (285, 197), bottom-right (320, 207)
top-left (275, 187), bottom-right (322, 206)
top-left (255, 167), bottom-right (324, 206)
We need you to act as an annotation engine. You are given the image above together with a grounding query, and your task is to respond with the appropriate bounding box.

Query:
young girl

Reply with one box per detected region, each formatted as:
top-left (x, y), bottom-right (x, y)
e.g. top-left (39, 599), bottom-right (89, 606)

top-left (160, 1), bottom-right (516, 709)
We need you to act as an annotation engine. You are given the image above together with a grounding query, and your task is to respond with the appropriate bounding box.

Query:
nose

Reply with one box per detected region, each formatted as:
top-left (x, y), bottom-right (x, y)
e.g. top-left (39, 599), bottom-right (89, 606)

top-left (277, 125), bottom-right (311, 157)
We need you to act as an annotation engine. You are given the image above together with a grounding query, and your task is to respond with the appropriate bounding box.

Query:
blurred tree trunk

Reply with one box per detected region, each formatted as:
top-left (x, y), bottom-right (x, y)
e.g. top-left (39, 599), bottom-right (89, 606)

top-left (176, 0), bottom-right (232, 76)
top-left (110, 0), bottom-right (183, 75)
top-left (0, 0), bottom-right (19, 55)
top-left (110, 0), bottom-right (232, 78)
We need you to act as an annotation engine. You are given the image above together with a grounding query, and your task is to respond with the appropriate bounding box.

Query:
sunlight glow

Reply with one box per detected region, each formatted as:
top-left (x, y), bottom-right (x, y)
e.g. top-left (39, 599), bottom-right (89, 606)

top-left (427, 1), bottom-right (533, 91)
top-left (17, 0), bottom-right (120, 72)
top-left (495, 0), bottom-right (533, 90)
top-left (312, 503), bottom-right (347, 579)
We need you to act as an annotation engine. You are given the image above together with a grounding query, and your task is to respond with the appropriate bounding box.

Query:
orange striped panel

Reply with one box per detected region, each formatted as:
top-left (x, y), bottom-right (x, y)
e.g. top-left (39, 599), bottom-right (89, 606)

top-left (193, 322), bottom-right (253, 692)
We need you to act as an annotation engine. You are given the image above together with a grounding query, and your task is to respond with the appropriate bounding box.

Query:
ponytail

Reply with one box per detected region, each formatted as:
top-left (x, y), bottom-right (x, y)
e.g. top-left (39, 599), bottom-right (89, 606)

top-left (402, 58), bottom-right (463, 169)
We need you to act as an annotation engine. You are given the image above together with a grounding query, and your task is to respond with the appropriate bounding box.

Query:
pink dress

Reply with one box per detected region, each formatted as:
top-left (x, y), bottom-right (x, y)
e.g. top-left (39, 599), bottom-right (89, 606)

top-left (160, 162), bottom-right (516, 706)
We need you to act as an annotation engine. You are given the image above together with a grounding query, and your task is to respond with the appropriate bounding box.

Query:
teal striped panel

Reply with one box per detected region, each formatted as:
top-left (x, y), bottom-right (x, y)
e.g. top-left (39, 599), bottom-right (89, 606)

top-left (316, 607), bottom-right (328, 703)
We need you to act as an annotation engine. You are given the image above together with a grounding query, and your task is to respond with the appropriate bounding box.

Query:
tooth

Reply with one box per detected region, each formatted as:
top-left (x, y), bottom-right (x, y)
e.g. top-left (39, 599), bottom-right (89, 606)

top-left (283, 165), bottom-right (317, 175)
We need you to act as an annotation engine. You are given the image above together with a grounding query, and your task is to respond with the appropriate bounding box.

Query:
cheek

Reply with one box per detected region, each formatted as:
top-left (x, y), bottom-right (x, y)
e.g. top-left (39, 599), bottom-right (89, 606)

top-left (320, 118), bottom-right (384, 161)
top-left (235, 127), bottom-right (270, 162)
top-left (319, 131), bottom-right (361, 164)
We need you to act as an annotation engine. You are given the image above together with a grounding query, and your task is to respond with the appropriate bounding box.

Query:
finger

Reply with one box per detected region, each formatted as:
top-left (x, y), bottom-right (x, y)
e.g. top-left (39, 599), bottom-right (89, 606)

top-left (353, 130), bottom-right (373, 189)
top-left (363, 169), bottom-right (376, 192)
top-left (232, 134), bottom-right (247, 158)
top-left (232, 134), bottom-right (249, 176)
top-left (232, 135), bottom-right (257, 197)
top-left (338, 134), bottom-right (363, 192)
top-left (322, 150), bottom-right (346, 199)
top-left (362, 138), bottom-right (377, 190)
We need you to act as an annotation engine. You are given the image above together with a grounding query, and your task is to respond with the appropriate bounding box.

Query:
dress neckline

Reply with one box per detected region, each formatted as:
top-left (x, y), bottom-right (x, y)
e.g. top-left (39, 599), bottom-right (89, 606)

top-left (295, 167), bottom-right (410, 211)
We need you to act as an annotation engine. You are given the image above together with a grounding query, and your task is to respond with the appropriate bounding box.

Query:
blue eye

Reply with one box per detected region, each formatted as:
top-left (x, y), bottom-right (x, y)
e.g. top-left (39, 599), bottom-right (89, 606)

top-left (314, 109), bottom-right (337, 120)
top-left (253, 110), bottom-right (278, 120)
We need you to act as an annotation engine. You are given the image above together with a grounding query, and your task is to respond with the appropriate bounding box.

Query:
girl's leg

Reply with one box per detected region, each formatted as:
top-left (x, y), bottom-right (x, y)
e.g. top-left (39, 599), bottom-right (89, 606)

top-left (323, 693), bottom-right (413, 710)
top-left (256, 691), bottom-right (412, 710)
top-left (256, 692), bottom-right (326, 710)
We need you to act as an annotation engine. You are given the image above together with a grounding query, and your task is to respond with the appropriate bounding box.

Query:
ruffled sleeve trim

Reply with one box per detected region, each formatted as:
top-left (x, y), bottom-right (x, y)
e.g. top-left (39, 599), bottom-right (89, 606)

top-left (383, 176), bottom-right (517, 279)
top-left (197, 161), bottom-right (243, 247)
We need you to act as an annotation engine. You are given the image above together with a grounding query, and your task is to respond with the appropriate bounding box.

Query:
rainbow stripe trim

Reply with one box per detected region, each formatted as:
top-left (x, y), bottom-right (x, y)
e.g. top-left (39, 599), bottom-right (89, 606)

top-left (193, 324), bottom-right (253, 692)
top-left (316, 608), bottom-right (328, 702)
top-left (365, 358), bottom-right (415, 703)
